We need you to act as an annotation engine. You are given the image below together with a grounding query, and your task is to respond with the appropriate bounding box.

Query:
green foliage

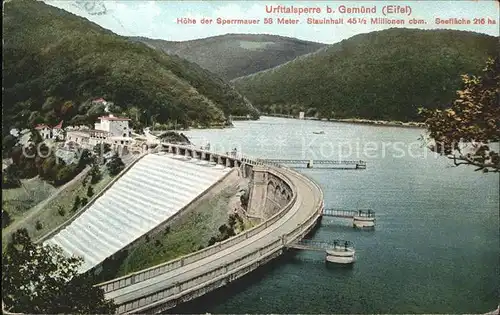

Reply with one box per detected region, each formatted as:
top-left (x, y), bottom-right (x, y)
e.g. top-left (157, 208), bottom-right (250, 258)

top-left (158, 131), bottom-right (191, 144)
top-left (57, 206), bottom-right (66, 217)
top-left (6, 141), bottom-right (88, 187)
top-left (228, 214), bottom-right (237, 228)
top-left (90, 164), bottom-right (102, 184)
top-left (420, 57), bottom-right (500, 172)
top-left (2, 134), bottom-right (18, 158)
top-left (89, 250), bottom-right (129, 284)
top-left (92, 143), bottom-right (111, 163)
top-left (55, 165), bottom-right (77, 186)
top-left (2, 164), bottom-right (21, 188)
top-left (35, 220), bottom-right (43, 230)
top-left (2, 210), bottom-right (12, 228)
top-left (107, 154), bottom-right (125, 176)
top-left (80, 197), bottom-right (88, 206)
top-left (76, 148), bottom-right (93, 168)
top-left (86, 185), bottom-right (94, 198)
top-left (207, 213), bottom-right (245, 246)
top-left (132, 34), bottom-right (325, 80)
top-left (2, 229), bottom-right (116, 313)
top-left (72, 196), bottom-right (81, 212)
top-left (3, 0), bottom-right (257, 132)
top-left (164, 226), bottom-right (171, 235)
top-left (208, 236), bottom-right (218, 246)
top-left (233, 28), bottom-right (498, 121)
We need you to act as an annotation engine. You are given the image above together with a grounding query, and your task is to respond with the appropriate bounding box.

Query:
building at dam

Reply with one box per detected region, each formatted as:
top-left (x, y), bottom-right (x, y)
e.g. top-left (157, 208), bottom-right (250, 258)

top-left (65, 114), bottom-right (134, 149)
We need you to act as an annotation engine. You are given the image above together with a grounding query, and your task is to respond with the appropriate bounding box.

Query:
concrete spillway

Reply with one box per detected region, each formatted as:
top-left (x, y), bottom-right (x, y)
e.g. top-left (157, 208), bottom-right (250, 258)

top-left (44, 153), bottom-right (230, 273)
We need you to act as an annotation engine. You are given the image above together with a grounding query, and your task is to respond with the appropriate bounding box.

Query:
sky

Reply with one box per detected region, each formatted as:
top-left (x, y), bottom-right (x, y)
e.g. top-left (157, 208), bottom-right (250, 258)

top-left (44, 0), bottom-right (499, 44)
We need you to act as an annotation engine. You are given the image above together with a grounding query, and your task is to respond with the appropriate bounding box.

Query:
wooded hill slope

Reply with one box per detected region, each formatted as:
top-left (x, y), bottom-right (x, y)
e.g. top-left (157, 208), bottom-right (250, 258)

top-left (232, 28), bottom-right (498, 121)
top-left (131, 34), bottom-right (326, 80)
top-left (3, 0), bottom-right (258, 134)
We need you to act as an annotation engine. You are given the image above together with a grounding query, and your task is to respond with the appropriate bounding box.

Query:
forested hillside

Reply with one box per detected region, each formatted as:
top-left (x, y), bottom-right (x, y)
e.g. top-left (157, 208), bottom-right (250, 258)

top-left (131, 34), bottom-right (326, 80)
top-left (3, 0), bottom-right (258, 135)
top-left (232, 28), bottom-right (498, 121)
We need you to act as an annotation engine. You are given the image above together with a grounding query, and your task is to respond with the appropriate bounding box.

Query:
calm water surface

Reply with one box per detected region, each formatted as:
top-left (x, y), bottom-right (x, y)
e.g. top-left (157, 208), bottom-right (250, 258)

top-left (174, 117), bottom-right (498, 314)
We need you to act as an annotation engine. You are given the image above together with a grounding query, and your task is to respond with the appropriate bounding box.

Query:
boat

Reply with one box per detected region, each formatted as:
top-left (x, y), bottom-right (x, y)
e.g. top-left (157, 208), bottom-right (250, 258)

top-left (312, 131), bottom-right (325, 134)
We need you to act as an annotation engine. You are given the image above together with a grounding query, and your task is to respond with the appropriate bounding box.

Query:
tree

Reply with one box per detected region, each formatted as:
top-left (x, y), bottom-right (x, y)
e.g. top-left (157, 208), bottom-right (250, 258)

top-left (228, 214), bottom-right (237, 228)
top-left (2, 164), bottom-right (21, 189)
top-left (93, 143), bottom-right (111, 159)
top-left (77, 148), bottom-right (93, 168)
top-left (208, 236), bottom-right (217, 246)
top-left (72, 196), bottom-right (81, 212)
top-left (107, 153), bottom-right (125, 176)
top-left (2, 210), bottom-right (12, 228)
top-left (55, 165), bottom-right (75, 186)
top-left (420, 57), bottom-right (500, 173)
top-left (2, 134), bottom-right (18, 157)
top-left (86, 186), bottom-right (94, 198)
top-left (2, 229), bottom-right (116, 314)
top-left (90, 164), bottom-right (102, 184)
top-left (57, 206), bottom-right (66, 217)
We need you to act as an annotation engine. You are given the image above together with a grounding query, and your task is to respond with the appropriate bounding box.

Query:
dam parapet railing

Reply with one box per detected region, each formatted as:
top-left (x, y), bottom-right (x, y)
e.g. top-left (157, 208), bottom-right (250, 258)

top-left (95, 144), bottom-right (298, 295)
top-left (86, 143), bottom-right (323, 314)
top-left (114, 167), bottom-right (323, 314)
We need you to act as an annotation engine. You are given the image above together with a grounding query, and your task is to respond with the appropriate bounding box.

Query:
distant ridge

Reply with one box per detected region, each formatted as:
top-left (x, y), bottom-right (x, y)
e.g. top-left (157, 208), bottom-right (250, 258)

top-left (3, 0), bottom-right (259, 133)
top-left (232, 28), bottom-right (498, 121)
top-left (129, 33), bottom-right (326, 80)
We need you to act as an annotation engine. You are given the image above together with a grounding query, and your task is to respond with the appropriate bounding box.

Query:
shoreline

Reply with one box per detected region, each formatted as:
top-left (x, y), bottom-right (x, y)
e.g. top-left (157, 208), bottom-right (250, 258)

top-left (261, 114), bottom-right (426, 129)
top-left (150, 115), bottom-right (427, 133)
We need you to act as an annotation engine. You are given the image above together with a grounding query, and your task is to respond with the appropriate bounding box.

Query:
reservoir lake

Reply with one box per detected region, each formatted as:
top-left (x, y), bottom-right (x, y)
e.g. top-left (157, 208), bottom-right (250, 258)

top-left (171, 116), bottom-right (499, 314)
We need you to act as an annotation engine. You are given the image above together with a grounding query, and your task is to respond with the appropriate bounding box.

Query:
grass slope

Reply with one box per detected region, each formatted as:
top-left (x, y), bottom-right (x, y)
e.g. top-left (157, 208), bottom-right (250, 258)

top-left (232, 28), bottom-right (498, 121)
top-left (2, 167), bottom-right (113, 249)
top-left (2, 177), bottom-right (56, 219)
top-left (131, 34), bottom-right (326, 80)
top-left (3, 0), bottom-right (258, 134)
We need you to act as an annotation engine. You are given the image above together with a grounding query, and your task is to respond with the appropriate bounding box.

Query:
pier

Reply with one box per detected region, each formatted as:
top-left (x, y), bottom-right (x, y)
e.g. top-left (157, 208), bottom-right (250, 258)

top-left (322, 209), bottom-right (376, 228)
top-left (287, 239), bottom-right (356, 264)
top-left (323, 208), bottom-right (374, 218)
top-left (286, 239), bottom-right (340, 251)
top-left (257, 159), bottom-right (367, 169)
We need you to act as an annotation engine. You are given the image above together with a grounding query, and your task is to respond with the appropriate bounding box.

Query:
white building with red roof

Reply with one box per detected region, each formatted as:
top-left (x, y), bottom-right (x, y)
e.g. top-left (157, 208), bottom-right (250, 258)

top-left (66, 114), bottom-right (133, 149)
top-left (35, 121), bottom-right (64, 140)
